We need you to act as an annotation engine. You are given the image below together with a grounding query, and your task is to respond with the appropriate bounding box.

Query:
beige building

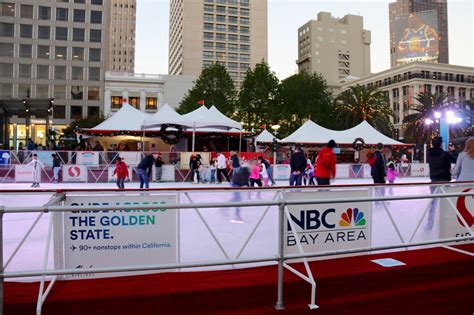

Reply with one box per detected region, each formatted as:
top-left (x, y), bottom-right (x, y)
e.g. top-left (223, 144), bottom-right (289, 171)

top-left (389, 0), bottom-right (449, 67)
top-left (0, 0), bottom-right (109, 148)
top-left (168, 0), bottom-right (268, 88)
top-left (104, 72), bottom-right (197, 117)
top-left (108, 0), bottom-right (136, 72)
top-left (341, 62), bottom-right (474, 139)
top-left (296, 12), bottom-right (371, 87)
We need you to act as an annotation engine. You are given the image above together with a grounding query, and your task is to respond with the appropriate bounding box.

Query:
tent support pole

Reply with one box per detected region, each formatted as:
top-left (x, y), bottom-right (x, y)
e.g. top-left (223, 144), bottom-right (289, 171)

top-left (239, 130), bottom-right (242, 152)
top-left (192, 122), bottom-right (196, 152)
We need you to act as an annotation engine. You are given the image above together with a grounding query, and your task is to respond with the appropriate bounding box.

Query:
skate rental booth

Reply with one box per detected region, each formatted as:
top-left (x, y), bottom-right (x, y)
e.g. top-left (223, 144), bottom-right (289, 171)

top-left (2, 182), bottom-right (474, 314)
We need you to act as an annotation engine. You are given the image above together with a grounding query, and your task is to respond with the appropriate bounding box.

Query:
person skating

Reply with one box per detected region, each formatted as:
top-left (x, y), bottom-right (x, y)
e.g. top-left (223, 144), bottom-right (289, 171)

top-left (28, 154), bottom-right (44, 188)
top-left (113, 157), bottom-right (129, 190)
top-left (258, 156), bottom-right (276, 186)
top-left (137, 153), bottom-right (158, 189)
top-left (230, 151), bottom-right (241, 177)
top-left (314, 140), bottom-right (337, 186)
top-left (230, 165), bottom-right (250, 223)
top-left (452, 138), bottom-right (474, 181)
top-left (216, 151), bottom-right (230, 183)
top-left (289, 145), bottom-right (306, 186)
top-left (51, 153), bottom-right (61, 183)
top-left (155, 153), bottom-right (164, 182)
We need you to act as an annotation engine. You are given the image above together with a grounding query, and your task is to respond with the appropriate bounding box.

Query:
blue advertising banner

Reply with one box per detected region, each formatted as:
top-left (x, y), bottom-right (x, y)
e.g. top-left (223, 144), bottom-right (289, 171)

top-left (0, 151), bottom-right (10, 165)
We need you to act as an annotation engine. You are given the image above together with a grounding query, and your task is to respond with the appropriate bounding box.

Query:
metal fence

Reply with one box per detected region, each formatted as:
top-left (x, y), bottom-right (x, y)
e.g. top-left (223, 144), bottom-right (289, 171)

top-left (1, 182), bottom-right (473, 314)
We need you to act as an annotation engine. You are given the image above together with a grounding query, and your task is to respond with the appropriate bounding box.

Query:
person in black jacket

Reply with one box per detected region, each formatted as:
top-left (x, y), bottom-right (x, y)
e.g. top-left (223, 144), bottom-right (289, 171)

top-left (154, 153), bottom-right (164, 182)
top-left (426, 137), bottom-right (456, 229)
top-left (289, 145), bottom-right (306, 186)
top-left (52, 153), bottom-right (61, 183)
top-left (230, 166), bottom-right (250, 223)
top-left (137, 153), bottom-right (158, 189)
top-left (370, 143), bottom-right (387, 184)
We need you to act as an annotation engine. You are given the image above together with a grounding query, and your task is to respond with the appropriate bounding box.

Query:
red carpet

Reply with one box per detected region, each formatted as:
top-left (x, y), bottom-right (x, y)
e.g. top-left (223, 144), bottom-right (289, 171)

top-left (6, 245), bottom-right (474, 315)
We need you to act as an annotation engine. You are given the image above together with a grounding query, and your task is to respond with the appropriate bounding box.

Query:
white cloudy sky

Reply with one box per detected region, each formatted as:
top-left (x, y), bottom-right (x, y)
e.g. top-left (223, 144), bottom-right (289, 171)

top-left (135, 0), bottom-right (474, 79)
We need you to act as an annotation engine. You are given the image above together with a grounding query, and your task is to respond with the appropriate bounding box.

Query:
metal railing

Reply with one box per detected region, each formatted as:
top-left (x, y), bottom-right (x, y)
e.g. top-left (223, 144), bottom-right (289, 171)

top-left (1, 182), bottom-right (473, 314)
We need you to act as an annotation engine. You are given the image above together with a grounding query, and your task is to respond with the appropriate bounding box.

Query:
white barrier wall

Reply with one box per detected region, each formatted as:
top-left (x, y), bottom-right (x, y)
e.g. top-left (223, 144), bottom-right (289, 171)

top-left (59, 194), bottom-right (178, 279)
top-left (62, 165), bottom-right (88, 182)
top-left (440, 186), bottom-right (474, 239)
top-left (14, 165), bottom-right (34, 182)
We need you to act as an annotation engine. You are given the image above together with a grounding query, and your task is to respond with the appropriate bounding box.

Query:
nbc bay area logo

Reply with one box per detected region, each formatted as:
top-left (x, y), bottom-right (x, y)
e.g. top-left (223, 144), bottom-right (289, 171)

top-left (286, 207), bottom-right (368, 247)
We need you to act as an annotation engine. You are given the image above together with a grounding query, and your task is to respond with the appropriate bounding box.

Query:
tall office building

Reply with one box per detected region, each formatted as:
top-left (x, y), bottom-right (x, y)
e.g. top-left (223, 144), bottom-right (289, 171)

top-left (389, 0), bottom-right (448, 67)
top-left (296, 12), bottom-right (371, 87)
top-left (168, 0), bottom-right (268, 87)
top-left (108, 0), bottom-right (136, 72)
top-left (0, 0), bottom-right (109, 148)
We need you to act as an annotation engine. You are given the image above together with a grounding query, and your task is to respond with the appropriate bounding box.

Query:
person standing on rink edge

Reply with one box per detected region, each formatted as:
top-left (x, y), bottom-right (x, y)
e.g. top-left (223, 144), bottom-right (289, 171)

top-left (28, 154), bottom-right (44, 188)
top-left (289, 145), bottom-right (306, 186)
top-left (314, 140), bottom-right (337, 185)
top-left (216, 151), bottom-right (230, 184)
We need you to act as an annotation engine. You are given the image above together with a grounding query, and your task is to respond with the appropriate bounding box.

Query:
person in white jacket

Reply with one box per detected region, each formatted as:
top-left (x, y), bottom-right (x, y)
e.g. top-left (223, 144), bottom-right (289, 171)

top-left (452, 138), bottom-right (474, 181)
top-left (216, 151), bottom-right (230, 183)
top-left (28, 154), bottom-right (44, 188)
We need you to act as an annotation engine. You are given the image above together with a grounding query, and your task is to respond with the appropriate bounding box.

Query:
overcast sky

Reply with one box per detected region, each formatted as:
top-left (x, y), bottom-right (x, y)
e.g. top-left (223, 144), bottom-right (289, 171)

top-left (135, 0), bottom-right (474, 79)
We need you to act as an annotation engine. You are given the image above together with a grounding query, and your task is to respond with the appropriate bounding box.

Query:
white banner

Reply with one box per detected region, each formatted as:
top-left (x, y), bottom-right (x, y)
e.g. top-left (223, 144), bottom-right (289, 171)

top-left (62, 165), bottom-right (88, 182)
top-left (61, 194), bottom-right (178, 279)
top-left (410, 163), bottom-right (429, 177)
top-left (285, 189), bottom-right (371, 255)
top-left (119, 152), bottom-right (143, 166)
top-left (152, 165), bottom-right (175, 182)
top-left (336, 164), bottom-right (350, 179)
top-left (440, 186), bottom-right (474, 239)
top-left (76, 151), bottom-right (99, 166)
top-left (273, 164), bottom-right (291, 180)
top-left (15, 165), bottom-right (34, 182)
top-left (363, 164), bottom-right (372, 178)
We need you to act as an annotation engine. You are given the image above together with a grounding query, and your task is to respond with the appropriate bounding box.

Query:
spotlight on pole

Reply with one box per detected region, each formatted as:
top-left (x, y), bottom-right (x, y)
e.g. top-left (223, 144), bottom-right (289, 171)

top-left (434, 112), bottom-right (442, 119)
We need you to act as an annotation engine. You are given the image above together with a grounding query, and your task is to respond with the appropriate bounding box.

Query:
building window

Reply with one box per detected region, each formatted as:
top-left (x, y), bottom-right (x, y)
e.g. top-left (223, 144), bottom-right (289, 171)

top-left (71, 105), bottom-right (83, 120)
top-left (129, 97), bottom-right (140, 109)
top-left (54, 86), bottom-right (66, 99)
top-left (38, 26), bottom-right (50, 39)
top-left (88, 87), bottom-right (100, 100)
top-left (89, 29), bottom-right (101, 42)
top-left (20, 4), bottom-right (33, 18)
top-left (37, 45), bottom-right (50, 59)
top-left (19, 44), bottom-right (31, 58)
top-left (72, 67), bottom-right (83, 80)
top-left (73, 9), bottom-right (85, 22)
top-left (19, 64), bottom-right (31, 78)
top-left (90, 11), bottom-right (102, 23)
top-left (38, 6), bottom-right (51, 20)
top-left (111, 96), bottom-right (122, 109)
top-left (53, 105), bottom-right (66, 119)
top-left (36, 85), bottom-right (49, 98)
top-left (74, 0), bottom-right (86, 4)
top-left (55, 46), bottom-right (67, 60)
top-left (0, 43), bottom-right (13, 57)
top-left (17, 84), bottom-right (30, 99)
top-left (56, 8), bottom-right (68, 21)
top-left (88, 106), bottom-right (100, 117)
top-left (1, 3), bottom-right (15, 17)
top-left (91, 0), bottom-right (103, 4)
top-left (0, 63), bottom-right (13, 77)
top-left (88, 67), bottom-right (100, 81)
top-left (0, 83), bottom-right (12, 98)
top-left (89, 48), bottom-right (101, 61)
top-left (71, 86), bottom-right (83, 100)
top-left (73, 28), bottom-right (85, 41)
top-left (54, 66), bottom-right (66, 80)
top-left (56, 27), bottom-right (68, 41)
top-left (72, 47), bottom-right (84, 60)
top-left (146, 97), bottom-right (157, 110)
top-left (0, 23), bottom-right (14, 37)
top-left (36, 65), bottom-right (49, 79)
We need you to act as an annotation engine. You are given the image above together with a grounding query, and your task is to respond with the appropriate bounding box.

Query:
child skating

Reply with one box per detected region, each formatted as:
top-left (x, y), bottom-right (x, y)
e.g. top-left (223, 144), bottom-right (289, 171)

top-left (28, 154), bottom-right (44, 188)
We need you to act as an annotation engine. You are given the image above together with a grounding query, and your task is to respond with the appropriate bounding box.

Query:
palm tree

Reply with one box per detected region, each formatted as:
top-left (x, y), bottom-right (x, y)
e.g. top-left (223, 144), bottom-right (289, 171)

top-left (403, 91), bottom-right (448, 146)
top-left (334, 84), bottom-right (395, 135)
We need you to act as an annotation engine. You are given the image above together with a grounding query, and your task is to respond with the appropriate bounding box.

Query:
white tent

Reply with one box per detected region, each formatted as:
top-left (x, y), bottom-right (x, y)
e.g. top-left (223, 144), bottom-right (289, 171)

top-left (334, 121), bottom-right (406, 146)
top-left (91, 103), bottom-right (151, 131)
top-left (280, 120), bottom-right (407, 146)
top-left (143, 103), bottom-right (195, 129)
top-left (280, 120), bottom-right (339, 144)
top-left (255, 129), bottom-right (279, 143)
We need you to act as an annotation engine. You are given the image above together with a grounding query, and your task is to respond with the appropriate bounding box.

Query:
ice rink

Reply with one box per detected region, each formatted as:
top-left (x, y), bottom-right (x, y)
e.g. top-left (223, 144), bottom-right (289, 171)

top-left (2, 176), bottom-right (448, 281)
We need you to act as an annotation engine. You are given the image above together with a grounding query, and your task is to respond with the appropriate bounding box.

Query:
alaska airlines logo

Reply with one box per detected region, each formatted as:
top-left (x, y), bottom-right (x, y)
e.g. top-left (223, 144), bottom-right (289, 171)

top-left (339, 208), bottom-right (366, 227)
top-left (456, 189), bottom-right (474, 228)
top-left (68, 166), bottom-right (81, 177)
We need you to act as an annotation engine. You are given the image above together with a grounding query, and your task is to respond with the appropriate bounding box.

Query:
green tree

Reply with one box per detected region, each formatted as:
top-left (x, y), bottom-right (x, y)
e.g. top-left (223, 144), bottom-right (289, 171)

top-left (63, 115), bottom-right (105, 138)
top-left (334, 84), bottom-right (395, 135)
top-left (403, 91), bottom-right (449, 146)
top-left (177, 62), bottom-right (236, 116)
top-left (279, 71), bottom-right (334, 136)
top-left (237, 61), bottom-right (281, 132)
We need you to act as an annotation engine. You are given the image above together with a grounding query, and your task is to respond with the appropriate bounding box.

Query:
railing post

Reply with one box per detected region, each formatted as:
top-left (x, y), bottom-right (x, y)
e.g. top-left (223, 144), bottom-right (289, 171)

top-left (0, 206), bottom-right (4, 315)
top-left (275, 201), bottom-right (285, 310)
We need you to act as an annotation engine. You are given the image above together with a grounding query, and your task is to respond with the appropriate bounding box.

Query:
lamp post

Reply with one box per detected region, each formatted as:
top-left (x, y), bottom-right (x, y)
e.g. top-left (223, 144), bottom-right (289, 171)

top-left (424, 110), bottom-right (462, 151)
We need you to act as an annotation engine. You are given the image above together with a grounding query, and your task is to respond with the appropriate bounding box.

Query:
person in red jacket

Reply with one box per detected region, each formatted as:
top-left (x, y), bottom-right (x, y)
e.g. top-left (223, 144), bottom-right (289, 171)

top-left (113, 157), bottom-right (129, 189)
top-left (315, 140), bottom-right (337, 185)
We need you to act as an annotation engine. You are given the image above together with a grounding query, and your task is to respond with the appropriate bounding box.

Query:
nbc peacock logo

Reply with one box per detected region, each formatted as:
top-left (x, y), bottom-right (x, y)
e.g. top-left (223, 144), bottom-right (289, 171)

top-left (339, 208), bottom-right (366, 227)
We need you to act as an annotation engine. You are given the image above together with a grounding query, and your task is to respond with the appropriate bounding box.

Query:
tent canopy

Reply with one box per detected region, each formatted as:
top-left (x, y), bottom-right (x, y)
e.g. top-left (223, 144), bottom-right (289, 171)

top-left (142, 103), bottom-right (195, 129)
top-left (281, 120), bottom-right (408, 146)
top-left (181, 105), bottom-right (242, 130)
top-left (255, 129), bottom-right (279, 143)
top-left (92, 103), bottom-right (150, 131)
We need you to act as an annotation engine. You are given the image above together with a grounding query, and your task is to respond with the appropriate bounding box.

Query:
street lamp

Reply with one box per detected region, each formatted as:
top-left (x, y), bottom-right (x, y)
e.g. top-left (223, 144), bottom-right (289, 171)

top-left (425, 110), bottom-right (463, 150)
